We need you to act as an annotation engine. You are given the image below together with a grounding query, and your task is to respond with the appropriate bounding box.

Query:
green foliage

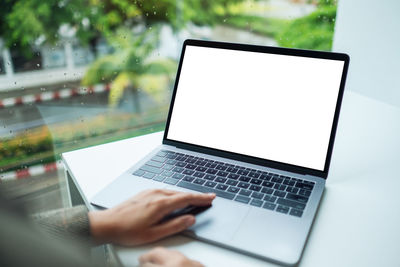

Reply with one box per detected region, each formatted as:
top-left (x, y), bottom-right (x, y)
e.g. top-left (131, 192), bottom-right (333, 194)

top-left (277, 5), bottom-right (337, 51)
top-left (225, 15), bottom-right (288, 38)
top-left (1, 0), bottom-right (246, 55)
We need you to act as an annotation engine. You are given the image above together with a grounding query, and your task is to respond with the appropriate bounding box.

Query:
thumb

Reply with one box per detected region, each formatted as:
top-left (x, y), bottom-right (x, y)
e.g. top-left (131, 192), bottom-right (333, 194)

top-left (148, 215), bottom-right (195, 242)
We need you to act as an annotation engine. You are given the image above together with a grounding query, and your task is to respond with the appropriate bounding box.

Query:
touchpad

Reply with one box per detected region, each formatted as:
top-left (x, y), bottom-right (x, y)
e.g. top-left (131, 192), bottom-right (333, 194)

top-left (165, 186), bottom-right (250, 243)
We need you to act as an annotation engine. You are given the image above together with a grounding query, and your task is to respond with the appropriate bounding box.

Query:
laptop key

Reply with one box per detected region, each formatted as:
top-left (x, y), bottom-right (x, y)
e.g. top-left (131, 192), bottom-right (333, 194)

top-left (205, 162), bottom-right (217, 168)
top-left (250, 179), bottom-right (262, 185)
top-left (286, 193), bottom-right (309, 203)
top-left (273, 190), bottom-right (286, 197)
top-left (186, 164), bottom-right (197, 169)
top-left (264, 195), bottom-right (277, 203)
top-left (276, 205), bottom-right (290, 214)
top-left (249, 185), bottom-right (261, 192)
top-left (162, 171), bottom-right (173, 177)
top-left (234, 195), bottom-right (250, 204)
top-left (227, 173), bottom-right (240, 180)
top-left (239, 189), bottom-right (252, 196)
top-left (193, 172), bottom-right (205, 178)
top-left (295, 182), bottom-right (314, 191)
top-left (204, 174), bottom-right (216, 180)
top-left (140, 165), bottom-right (163, 174)
top-left (172, 173), bottom-right (184, 180)
top-left (152, 156), bottom-right (167, 162)
top-left (226, 167), bottom-right (239, 173)
top-left (263, 202), bottom-right (276, 210)
top-left (177, 181), bottom-right (235, 200)
top-left (250, 199), bottom-right (263, 207)
top-left (205, 181), bottom-right (217, 188)
top-left (226, 179), bottom-right (238, 186)
top-left (156, 151), bottom-right (167, 157)
top-left (239, 176), bottom-right (250, 182)
top-left (142, 172), bottom-right (155, 179)
top-left (183, 176), bottom-right (195, 182)
top-left (289, 209), bottom-right (303, 217)
top-left (261, 187), bottom-right (274, 194)
top-left (164, 177), bottom-right (179, 185)
top-left (193, 178), bottom-right (206, 185)
top-left (133, 170), bottom-right (145, 176)
top-left (217, 171), bottom-right (228, 177)
top-left (196, 166), bottom-right (207, 172)
top-left (145, 161), bottom-right (163, 168)
top-left (215, 177), bottom-right (227, 183)
top-left (251, 192), bottom-right (264, 199)
top-left (262, 181), bottom-right (274, 187)
top-left (205, 169), bottom-right (218, 174)
top-left (216, 184), bottom-right (228, 191)
top-left (238, 182), bottom-right (250, 189)
top-left (299, 189), bottom-right (312, 197)
top-left (277, 198), bottom-right (306, 210)
top-left (176, 162), bottom-right (187, 167)
top-left (227, 186), bottom-right (240, 193)
top-left (172, 167), bottom-right (184, 173)
top-left (237, 170), bottom-right (249, 176)
top-left (248, 172), bottom-right (260, 178)
top-left (182, 169), bottom-right (195, 175)
top-left (153, 175), bottom-right (165, 182)
top-left (215, 165), bottom-right (227, 171)
top-left (272, 177), bottom-right (283, 184)
top-left (162, 164), bottom-right (173, 171)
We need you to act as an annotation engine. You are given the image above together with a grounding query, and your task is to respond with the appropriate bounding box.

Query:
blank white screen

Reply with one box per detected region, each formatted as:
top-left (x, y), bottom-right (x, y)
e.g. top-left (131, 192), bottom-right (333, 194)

top-left (167, 46), bottom-right (345, 171)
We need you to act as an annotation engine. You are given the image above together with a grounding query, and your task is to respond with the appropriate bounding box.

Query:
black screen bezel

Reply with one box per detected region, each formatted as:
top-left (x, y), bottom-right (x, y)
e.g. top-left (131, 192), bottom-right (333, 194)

top-left (162, 39), bottom-right (350, 178)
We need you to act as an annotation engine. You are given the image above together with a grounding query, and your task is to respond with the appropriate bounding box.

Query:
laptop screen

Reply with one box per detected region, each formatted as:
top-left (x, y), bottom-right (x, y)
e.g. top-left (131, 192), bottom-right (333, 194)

top-left (166, 44), bottom-right (346, 172)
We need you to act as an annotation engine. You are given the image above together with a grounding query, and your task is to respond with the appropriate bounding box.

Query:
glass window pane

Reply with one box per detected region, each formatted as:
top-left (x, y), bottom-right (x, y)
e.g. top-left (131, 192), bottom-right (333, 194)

top-left (1, 0), bottom-right (337, 213)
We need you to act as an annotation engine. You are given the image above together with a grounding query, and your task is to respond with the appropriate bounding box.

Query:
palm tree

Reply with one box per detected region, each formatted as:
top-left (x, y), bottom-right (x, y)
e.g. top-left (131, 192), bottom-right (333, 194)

top-left (82, 26), bottom-right (176, 113)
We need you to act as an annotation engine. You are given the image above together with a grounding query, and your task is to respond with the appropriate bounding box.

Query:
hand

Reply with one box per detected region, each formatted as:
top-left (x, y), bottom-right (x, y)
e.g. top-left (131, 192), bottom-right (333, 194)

top-left (139, 247), bottom-right (204, 267)
top-left (88, 189), bottom-right (215, 246)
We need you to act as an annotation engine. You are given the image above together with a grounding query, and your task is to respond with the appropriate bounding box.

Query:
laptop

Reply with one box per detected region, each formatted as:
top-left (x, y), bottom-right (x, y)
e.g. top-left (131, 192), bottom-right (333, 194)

top-left (91, 39), bottom-right (349, 265)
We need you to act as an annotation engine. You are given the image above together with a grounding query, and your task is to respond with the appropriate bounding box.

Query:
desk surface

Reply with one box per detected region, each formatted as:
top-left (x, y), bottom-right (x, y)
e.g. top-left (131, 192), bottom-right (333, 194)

top-left (63, 91), bottom-right (400, 267)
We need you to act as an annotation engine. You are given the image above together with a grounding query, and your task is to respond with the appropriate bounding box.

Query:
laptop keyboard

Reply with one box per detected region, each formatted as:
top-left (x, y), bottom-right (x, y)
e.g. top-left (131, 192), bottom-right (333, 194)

top-left (133, 150), bottom-right (315, 218)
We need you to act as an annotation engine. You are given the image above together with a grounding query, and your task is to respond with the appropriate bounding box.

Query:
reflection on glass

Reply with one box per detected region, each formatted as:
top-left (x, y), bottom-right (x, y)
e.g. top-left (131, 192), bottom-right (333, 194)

top-left (0, 0), bottom-right (337, 212)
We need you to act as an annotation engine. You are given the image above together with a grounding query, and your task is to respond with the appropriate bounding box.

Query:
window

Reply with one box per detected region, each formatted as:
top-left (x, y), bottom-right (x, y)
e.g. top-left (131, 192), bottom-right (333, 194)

top-left (0, 0), bottom-right (337, 213)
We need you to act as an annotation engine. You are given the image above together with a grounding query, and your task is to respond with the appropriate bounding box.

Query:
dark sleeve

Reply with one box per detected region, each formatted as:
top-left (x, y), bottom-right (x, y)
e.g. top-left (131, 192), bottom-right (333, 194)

top-left (31, 205), bottom-right (94, 244)
top-left (0, 201), bottom-right (104, 267)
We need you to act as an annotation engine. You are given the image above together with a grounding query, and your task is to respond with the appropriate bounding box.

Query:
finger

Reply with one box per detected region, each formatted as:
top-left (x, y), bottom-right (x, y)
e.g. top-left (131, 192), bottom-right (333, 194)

top-left (139, 247), bottom-right (174, 264)
top-left (155, 192), bottom-right (216, 218)
top-left (147, 214), bottom-right (195, 242)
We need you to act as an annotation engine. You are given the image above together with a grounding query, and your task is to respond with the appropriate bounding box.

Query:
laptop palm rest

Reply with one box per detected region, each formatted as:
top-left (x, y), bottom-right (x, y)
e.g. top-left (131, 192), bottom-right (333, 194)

top-left (165, 185), bottom-right (250, 243)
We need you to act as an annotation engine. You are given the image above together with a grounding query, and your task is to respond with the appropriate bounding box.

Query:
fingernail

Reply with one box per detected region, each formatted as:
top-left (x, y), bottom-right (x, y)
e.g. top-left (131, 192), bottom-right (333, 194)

top-left (207, 193), bottom-right (216, 198)
top-left (185, 216), bottom-right (195, 227)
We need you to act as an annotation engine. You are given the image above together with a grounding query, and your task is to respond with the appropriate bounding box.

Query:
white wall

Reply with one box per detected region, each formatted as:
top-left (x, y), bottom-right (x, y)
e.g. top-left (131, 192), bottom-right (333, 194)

top-left (333, 0), bottom-right (400, 107)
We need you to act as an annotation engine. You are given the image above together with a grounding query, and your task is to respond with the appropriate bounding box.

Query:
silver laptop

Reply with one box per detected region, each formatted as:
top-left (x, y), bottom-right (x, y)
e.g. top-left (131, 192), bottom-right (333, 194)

top-left (91, 39), bottom-right (349, 266)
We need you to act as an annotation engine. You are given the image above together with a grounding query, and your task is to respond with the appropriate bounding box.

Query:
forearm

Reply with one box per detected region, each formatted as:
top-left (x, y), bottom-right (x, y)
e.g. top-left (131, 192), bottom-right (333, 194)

top-left (32, 205), bottom-right (93, 244)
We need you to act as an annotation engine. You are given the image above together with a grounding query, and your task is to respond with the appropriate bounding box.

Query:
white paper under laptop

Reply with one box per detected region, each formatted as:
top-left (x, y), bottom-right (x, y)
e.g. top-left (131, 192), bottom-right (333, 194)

top-left (91, 39), bottom-right (349, 266)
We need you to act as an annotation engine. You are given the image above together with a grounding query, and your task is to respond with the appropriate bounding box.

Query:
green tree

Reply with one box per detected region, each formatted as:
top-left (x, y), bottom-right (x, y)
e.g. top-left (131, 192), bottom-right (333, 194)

top-left (81, 26), bottom-right (177, 111)
top-left (277, 1), bottom-right (337, 51)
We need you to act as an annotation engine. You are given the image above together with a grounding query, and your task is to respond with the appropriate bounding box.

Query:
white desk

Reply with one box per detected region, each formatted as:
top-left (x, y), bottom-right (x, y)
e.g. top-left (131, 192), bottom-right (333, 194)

top-left (62, 91), bottom-right (400, 267)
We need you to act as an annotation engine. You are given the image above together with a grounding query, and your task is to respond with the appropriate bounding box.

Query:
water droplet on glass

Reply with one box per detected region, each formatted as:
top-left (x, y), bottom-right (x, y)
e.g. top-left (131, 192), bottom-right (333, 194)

top-left (7, 61), bottom-right (11, 66)
top-left (36, 63), bottom-right (40, 67)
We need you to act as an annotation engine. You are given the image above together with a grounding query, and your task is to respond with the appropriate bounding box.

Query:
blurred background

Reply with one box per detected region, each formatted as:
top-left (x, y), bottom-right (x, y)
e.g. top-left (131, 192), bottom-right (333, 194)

top-left (0, 0), bottom-right (337, 214)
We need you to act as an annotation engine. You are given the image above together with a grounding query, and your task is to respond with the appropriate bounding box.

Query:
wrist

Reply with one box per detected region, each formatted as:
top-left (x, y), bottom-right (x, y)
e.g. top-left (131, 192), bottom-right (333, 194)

top-left (88, 210), bottom-right (112, 244)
